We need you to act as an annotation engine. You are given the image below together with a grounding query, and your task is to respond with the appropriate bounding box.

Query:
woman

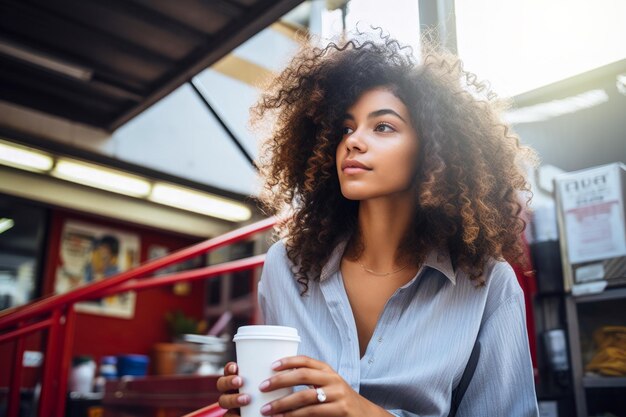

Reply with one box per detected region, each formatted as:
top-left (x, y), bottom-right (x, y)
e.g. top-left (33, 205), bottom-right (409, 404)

top-left (217, 31), bottom-right (540, 417)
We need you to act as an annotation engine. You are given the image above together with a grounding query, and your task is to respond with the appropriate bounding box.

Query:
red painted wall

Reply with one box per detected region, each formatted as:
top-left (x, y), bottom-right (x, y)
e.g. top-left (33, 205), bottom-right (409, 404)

top-left (1, 208), bottom-right (206, 387)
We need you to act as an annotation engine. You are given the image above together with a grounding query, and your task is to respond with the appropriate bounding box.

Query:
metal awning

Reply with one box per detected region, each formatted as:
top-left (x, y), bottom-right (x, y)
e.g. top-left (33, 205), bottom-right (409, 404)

top-left (0, 0), bottom-right (303, 131)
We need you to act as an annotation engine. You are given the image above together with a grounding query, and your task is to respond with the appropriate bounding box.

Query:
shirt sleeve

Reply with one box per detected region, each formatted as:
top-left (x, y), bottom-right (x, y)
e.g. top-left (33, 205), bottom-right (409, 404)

top-left (257, 242), bottom-right (286, 326)
top-left (455, 292), bottom-right (540, 417)
top-left (257, 270), bottom-right (278, 325)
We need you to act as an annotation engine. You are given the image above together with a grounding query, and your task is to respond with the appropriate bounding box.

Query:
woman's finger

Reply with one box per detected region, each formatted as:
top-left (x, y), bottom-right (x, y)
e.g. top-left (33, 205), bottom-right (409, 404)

top-left (273, 355), bottom-right (332, 372)
top-left (260, 385), bottom-right (332, 416)
top-left (224, 362), bottom-right (238, 376)
top-left (218, 392), bottom-right (251, 410)
top-left (259, 368), bottom-right (332, 393)
top-left (216, 374), bottom-right (244, 393)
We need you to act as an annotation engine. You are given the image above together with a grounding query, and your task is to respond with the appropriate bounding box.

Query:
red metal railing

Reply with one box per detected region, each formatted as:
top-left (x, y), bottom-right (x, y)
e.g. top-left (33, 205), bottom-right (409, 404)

top-left (0, 217), bottom-right (277, 417)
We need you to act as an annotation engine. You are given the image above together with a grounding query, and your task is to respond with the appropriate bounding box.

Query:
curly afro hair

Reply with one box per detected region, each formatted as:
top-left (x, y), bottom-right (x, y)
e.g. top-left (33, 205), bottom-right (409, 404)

top-left (252, 29), bottom-right (537, 295)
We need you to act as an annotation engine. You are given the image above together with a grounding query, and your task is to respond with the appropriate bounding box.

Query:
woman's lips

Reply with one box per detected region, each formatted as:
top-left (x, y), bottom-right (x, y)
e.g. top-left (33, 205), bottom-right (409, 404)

top-left (343, 167), bottom-right (370, 174)
top-left (341, 160), bottom-right (372, 173)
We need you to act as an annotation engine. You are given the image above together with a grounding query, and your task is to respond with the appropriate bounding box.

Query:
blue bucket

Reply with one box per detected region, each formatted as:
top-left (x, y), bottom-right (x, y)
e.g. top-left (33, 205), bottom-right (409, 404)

top-left (117, 354), bottom-right (149, 377)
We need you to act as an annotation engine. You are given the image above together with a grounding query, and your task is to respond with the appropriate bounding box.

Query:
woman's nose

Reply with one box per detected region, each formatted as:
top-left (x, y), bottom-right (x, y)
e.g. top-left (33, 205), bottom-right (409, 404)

top-left (345, 129), bottom-right (367, 152)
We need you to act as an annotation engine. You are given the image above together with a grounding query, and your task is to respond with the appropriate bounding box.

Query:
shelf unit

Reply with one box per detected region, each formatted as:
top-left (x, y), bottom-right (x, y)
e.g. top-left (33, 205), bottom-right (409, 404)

top-left (553, 164), bottom-right (626, 416)
top-left (582, 376), bottom-right (626, 389)
top-left (565, 287), bottom-right (626, 417)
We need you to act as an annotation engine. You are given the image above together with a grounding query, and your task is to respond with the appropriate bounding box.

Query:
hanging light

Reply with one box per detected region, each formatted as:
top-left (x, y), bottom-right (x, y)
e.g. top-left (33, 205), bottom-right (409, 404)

top-left (52, 158), bottom-right (152, 198)
top-left (0, 140), bottom-right (54, 172)
top-left (150, 183), bottom-right (251, 222)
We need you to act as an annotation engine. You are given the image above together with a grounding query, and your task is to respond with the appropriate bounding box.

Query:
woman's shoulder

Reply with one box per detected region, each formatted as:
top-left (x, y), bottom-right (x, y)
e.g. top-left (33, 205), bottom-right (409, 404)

top-left (263, 239), bottom-right (297, 278)
top-left (479, 258), bottom-right (525, 319)
top-left (266, 239), bottom-right (289, 265)
top-left (260, 240), bottom-right (306, 298)
top-left (455, 256), bottom-right (521, 298)
top-left (484, 258), bottom-right (521, 291)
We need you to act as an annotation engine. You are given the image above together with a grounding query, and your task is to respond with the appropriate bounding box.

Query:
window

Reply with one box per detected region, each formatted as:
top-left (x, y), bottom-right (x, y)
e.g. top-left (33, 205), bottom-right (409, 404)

top-left (0, 194), bottom-right (48, 310)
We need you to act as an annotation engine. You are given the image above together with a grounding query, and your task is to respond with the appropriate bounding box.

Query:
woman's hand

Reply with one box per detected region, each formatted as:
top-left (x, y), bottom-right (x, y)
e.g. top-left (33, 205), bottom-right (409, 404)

top-left (258, 355), bottom-right (382, 417)
top-left (216, 362), bottom-right (251, 416)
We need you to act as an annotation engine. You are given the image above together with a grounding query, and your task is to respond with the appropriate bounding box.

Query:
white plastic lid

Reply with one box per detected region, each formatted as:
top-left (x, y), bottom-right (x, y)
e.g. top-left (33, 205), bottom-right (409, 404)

top-left (233, 325), bottom-right (300, 342)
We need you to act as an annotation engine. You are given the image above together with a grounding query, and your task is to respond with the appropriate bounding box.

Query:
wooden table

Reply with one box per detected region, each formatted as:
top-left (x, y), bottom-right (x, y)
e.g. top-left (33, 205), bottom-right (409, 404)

top-left (103, 374), bottom-right (221, 417)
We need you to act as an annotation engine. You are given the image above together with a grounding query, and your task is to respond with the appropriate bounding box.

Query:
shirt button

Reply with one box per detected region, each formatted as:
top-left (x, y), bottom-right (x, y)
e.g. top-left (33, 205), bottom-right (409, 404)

top-left (368, 358), bottom-right (374, 364)
top-left (377, 337), bottom-right (383, 343)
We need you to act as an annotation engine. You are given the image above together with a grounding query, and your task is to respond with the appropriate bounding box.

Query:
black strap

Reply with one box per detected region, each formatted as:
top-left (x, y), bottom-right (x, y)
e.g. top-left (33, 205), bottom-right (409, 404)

top-left (448, 340), bottom-right (481, 417)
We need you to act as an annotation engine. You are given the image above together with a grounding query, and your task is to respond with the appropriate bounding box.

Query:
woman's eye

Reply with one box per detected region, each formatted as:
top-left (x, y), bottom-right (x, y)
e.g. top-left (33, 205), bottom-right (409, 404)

top-left (375, 123), bottom-right (395, 133)
top-left (342, 126), bottom-right (354, 135)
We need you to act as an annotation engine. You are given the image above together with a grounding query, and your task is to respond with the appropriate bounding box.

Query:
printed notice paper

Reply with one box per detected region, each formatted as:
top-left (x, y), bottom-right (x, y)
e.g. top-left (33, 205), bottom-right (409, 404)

top-left (557, 164), bottom-right (626, 264)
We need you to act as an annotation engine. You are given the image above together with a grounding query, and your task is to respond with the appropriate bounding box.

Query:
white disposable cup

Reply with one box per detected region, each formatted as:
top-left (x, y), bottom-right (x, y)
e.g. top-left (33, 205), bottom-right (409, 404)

top-left (233, 325), bottom-right (300, 417)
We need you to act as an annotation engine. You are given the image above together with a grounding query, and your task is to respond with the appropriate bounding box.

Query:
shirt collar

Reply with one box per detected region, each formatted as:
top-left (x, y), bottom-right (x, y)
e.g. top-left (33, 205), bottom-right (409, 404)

top-left (319, 237), bottom-right (456, 285)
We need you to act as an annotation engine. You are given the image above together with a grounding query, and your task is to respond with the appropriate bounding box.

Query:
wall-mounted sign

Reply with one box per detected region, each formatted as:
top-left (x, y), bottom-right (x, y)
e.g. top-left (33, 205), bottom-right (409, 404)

top-left (557, 163), bottom-right (626, 264)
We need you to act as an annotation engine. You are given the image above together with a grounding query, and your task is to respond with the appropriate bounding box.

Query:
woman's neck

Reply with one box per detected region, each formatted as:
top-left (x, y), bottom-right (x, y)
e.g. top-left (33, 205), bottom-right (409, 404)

top-left (350, 192), bottom-right (416, 271)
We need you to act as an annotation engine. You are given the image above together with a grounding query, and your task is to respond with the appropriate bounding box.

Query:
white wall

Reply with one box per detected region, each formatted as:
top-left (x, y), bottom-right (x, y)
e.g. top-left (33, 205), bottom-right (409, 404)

top-left (112, 75), bottom-right (258, 196)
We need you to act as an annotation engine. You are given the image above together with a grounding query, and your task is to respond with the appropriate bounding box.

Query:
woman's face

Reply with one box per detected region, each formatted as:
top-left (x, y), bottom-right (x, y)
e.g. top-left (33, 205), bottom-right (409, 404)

top-left (336, 87), bottom-right (420, 201)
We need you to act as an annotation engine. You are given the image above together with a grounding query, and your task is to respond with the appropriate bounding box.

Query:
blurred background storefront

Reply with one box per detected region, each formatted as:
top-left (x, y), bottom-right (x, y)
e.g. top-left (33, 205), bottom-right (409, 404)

top-left (0, 1), bottom-right (624, 417)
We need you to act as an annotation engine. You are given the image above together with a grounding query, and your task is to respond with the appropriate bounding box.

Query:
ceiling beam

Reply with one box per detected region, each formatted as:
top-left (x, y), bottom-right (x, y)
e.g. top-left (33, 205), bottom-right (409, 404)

top-left (2, 0), bottom-right (175, 76)
top-left (207, 0), bottom-right (246, 19)
top-left (108, 0), bottom-right (304, 131)
top-left (88, 0), bottom-right (209, 42)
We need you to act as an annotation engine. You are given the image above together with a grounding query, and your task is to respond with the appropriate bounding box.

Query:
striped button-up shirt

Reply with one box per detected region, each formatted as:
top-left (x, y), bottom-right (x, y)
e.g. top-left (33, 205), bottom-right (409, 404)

top-left (258, 239), bottom-right (539, 417)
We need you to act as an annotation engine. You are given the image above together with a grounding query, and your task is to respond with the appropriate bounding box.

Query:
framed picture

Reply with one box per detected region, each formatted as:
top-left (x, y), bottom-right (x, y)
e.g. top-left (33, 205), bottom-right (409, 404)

top-left (54, 220), bottom-right (140, 318)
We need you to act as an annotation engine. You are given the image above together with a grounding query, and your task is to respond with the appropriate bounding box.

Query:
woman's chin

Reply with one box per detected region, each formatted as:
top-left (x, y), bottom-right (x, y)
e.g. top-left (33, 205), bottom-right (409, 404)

top-left (340, 190), bottom-right (367, 201)
top-left (340, 189), bottom-right (380, 201)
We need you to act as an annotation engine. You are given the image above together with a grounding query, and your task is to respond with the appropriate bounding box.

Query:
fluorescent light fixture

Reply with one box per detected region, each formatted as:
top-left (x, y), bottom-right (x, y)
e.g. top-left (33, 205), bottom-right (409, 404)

top-left (0, 38), bottom-right (93, 81)
top-left (505, 89), bottom-right (609, 124)
top-left (0, 141), bottom-right (54, 172)
top-left (52, 158), bottom-right (151, 198)
top-left (150, 183), bottom-right (251, 222)
top-left (0, 218), bottom-right (14, 234)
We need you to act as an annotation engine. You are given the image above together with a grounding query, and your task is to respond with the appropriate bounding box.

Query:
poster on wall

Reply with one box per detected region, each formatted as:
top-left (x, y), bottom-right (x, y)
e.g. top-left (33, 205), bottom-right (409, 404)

top-left (556, 163), bottom-right (626, 265)
top-left (55, 220), bottom-right (140, 318)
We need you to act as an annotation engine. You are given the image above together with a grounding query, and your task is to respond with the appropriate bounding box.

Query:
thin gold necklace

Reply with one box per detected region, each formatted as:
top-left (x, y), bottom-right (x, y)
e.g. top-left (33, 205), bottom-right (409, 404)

top-left (357, 260), bottom-right (410, 276)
